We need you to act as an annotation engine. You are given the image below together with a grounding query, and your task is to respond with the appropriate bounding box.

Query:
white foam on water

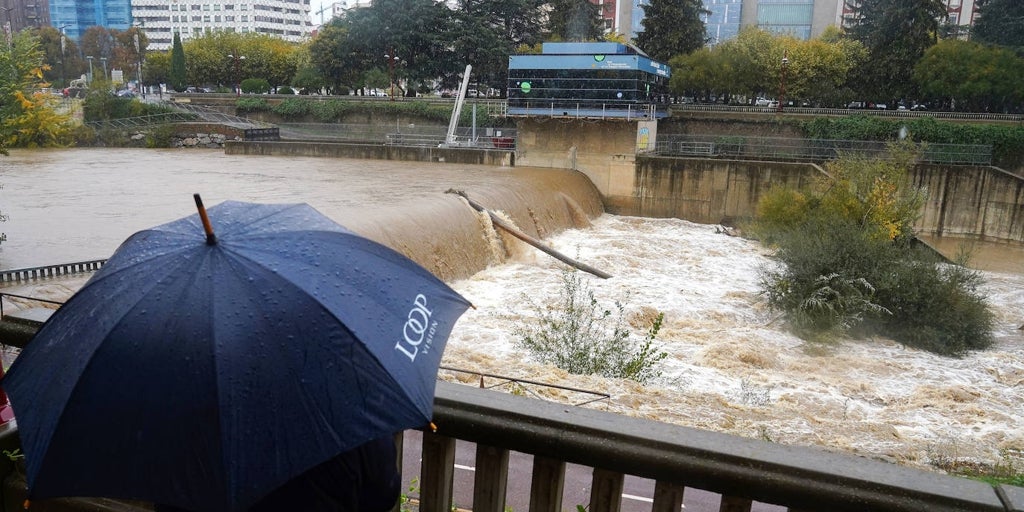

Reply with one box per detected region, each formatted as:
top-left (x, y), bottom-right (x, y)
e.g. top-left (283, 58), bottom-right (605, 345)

top-left (444, 214), bottom-right (1024, 470)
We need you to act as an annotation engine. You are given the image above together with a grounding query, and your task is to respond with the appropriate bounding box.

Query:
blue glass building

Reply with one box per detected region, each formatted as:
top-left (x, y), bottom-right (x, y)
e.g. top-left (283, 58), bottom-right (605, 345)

top-left (704, 0), bottom-right (743, 45)
top-left (506, 42), bottom-right (671, 120)
top-left (50, 0), bottom-right (133, 41)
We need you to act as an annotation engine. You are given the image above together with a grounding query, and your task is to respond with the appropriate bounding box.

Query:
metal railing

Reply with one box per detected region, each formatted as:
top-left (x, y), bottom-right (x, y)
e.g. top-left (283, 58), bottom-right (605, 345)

top-left (0, 259), bottom-right (106, 284)
top-left (0, 292), bottom-right (63, 321)
top-left (671, 103), bottom-right (1024, 122)
top-left (277, 123), bottom-right (517, 148)
top-left (85, 112), bottom-right (199, 130)
top-left (507, 101), bottom-right (665, 121)
top-left (650, 135), bottom-right (993, 165)
top-left (0, 323), bottom-right (1019, 512)
top-left (438, 366), bottom-right (609, 407)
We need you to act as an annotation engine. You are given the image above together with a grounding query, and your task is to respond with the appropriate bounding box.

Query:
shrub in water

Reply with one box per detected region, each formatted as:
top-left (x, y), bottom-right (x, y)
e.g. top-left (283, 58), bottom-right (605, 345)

top-left (513, 268), bottom-right (667, 384)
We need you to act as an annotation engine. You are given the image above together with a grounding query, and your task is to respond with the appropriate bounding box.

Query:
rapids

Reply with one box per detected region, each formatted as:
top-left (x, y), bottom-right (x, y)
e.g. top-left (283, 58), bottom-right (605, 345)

top-left (1, 148), bottom-right (1021, 475)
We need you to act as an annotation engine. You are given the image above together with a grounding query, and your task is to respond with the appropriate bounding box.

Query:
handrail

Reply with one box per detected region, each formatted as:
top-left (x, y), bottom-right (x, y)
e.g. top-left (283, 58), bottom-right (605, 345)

top-left (0, 259), bottom-right (107, 284)
top-left (438, 365), bottom-right (610, 406)
top-left (671, 103), bottom-right (1024, 122)
top-left (0, 321), bottom-right (1019, 512)
top-left (427, 381), bottom-right (1019, 512)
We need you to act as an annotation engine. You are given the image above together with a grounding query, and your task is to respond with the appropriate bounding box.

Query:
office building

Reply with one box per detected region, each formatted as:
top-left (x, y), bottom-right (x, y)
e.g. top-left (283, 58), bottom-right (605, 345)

top-left (132, 0), bottom-right (313, 51)
top-left (3, 0), bottom-right (51, 34)
top-left (50, 0), bottom-right (131, 41)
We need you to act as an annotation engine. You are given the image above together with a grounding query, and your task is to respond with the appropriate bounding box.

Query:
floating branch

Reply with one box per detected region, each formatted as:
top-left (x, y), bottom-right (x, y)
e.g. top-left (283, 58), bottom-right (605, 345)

top-left (446, 189), bottom-right (611, 279)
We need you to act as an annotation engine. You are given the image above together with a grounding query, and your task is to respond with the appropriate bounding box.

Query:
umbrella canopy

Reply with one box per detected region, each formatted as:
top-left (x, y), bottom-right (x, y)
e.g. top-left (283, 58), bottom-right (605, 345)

top-left (2, 198), bottom-right (472, 512)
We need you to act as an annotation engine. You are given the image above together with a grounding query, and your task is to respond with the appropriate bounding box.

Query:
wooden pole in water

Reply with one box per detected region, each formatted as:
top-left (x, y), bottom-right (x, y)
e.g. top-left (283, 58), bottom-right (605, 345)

top-left (446, 189), bottom-right (611, 279)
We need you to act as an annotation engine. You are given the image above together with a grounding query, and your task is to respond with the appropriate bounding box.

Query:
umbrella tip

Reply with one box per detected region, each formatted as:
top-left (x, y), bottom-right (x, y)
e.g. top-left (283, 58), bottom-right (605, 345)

top-left (193, 193), bottom-right (217, 245)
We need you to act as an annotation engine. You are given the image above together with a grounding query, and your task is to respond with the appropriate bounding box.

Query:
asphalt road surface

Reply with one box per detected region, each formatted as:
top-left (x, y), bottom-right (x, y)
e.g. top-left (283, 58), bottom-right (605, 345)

top-left (400, 431), bottom-right (786, 512)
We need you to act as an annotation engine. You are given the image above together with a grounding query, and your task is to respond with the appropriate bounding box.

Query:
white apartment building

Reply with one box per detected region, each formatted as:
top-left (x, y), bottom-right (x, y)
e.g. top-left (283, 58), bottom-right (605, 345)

top-left (133, 0), bottom-right (313, 50)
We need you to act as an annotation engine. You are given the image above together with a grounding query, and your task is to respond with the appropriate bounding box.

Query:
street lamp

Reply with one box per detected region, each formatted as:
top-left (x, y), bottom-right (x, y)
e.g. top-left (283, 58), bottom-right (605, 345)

top-left (133, 22), bottom-right (145, 98)
top-left (58, 23), bottom-right (72, 88)
top-left (99, 56), bottom-right (108, 80)
top-left (778, 50), bottom-right (789, 113)
top-left (85, 55), bottom-right (94, 83)
top-left (2, 5), bottom-right (13, 47)
top-left (384, 49), bottom-right (399, 101)
top-left (227, 51), bottom-right (245, 96)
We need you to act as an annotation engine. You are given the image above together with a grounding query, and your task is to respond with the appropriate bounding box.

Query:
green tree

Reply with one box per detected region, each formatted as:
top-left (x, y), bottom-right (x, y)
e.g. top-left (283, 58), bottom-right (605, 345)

top-left (634, 0), bottom-right (709, 63)
top-left (170, 32), bottom-right (187, 92)
top-left (914, 39), bottom-right (1024, 112)
top-left (0, 31), bottom-right (73, 148)
top-left (80, 26), bottom-right (117, 80)
top-left (843, 0), bottom-right (945, 102)
top-left (309, 21), bottom-right (361, 94)
top-left (143, 51), bottom-right (170, 92)
top-left (971, 0), bottom-right (1024, 50)
top-left (342, 0), bottom-right (459, 92)
top-left (452, 0), bottom-right (545, 93)
top-left (35, 26), bottom-right (85, 87)
top-left (546, 0), bottom-right (604, 41)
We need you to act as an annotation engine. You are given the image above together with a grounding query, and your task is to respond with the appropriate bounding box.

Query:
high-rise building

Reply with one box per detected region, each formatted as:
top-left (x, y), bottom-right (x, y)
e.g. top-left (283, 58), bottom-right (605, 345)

top-left (4, 0), bottom-right (51, 34)
top-left (132, 0), bottom-right (313, 51)
top-left (620, 0), bottom-right (842, 43)
top-left (50, 0), bottom-right (132, 41)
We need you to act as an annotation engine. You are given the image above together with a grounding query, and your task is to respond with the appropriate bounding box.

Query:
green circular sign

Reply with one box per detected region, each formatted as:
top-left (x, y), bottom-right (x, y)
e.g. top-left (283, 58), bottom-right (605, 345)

top-left (594, 55), bottom-right (605, 62)
top-left (520, 81), bottom-right (532, 94)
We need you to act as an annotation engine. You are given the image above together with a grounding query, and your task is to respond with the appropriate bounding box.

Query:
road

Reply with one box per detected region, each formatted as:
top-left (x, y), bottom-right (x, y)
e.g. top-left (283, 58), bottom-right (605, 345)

top-left (400, 431), bottom-right (785, 512)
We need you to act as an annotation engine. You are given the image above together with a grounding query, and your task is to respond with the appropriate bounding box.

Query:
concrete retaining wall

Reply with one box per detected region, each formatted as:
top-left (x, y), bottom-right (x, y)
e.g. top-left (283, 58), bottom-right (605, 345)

top-left (224, 140), bottom-right (514, 166)
top-left (912, 164), bottom-right (1024, 243)
top-left (618, 156), bottom-right (822, 224)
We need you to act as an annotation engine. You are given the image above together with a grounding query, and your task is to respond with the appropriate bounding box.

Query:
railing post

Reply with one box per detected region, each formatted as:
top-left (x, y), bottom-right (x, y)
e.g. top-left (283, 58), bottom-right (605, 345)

top-left (529, 456), bottom-right (565, 512)
top-left (652, 481), bottom-right (685, 512)
top-left (473, 444), bottom-right (509, 512)
top-left (589, 467), bottom-right (624, 512)
top-left (720, 495), bottom-right (753, 512)
top-left (420, 431), bottom-right (456, 512)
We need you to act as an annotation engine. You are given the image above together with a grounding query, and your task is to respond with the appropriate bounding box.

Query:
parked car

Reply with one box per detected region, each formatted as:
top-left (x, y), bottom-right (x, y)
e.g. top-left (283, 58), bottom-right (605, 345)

top-left (754, 97), bottom-right (772, 106)
top-left (767, 100), bottom-right (779, 109)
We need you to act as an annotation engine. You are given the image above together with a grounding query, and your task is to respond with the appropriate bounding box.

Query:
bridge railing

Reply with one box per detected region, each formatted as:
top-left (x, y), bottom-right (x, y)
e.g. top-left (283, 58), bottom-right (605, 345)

top-left (671, 103), bottom-right (1024, 122)
top-left (422, 381), bottom-right (1020, 512)
top-left (0, 322), bottom-right (1019, 512)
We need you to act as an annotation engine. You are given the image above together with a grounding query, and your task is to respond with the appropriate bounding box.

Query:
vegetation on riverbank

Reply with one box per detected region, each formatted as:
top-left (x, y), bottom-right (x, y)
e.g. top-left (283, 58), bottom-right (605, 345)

top-left (801, 115), bottom-right (1024, 168)
top-left (234, 96), bottom-right (511, 127)
top-left (749, 141), bottom-right (994, 356)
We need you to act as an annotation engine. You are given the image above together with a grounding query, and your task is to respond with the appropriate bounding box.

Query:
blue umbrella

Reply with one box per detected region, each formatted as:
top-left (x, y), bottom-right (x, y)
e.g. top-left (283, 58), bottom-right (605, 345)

top-left (2, 196), bottom-right (472, 512)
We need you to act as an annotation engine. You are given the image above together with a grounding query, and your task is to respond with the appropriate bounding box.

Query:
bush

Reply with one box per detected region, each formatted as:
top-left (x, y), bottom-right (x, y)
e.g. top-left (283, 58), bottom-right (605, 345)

top-left (275, 86), bottom-right (295, 95)
top-left (235, 97), bottom-right (269, 113)
top-left (513, 268), bottom-right (667, 383)
top-left (272, 98), bottom-right (309, 119)
top-left (755, 147), bottom-right (995, 355)
top-left (240, 78), bottom-right (270, 94)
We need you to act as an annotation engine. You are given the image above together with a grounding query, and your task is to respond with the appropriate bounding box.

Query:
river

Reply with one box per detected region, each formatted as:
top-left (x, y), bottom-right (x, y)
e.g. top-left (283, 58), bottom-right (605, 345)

top-left (1, 148), bottom-right (1022, 484)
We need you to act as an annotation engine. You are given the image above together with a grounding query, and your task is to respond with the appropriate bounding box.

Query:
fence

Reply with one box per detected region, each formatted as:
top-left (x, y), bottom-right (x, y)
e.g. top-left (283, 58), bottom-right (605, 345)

top-left (650, 135), bottom-right (993, 165)
top-left (672, 103), bottom-right (1024, 123)
top-left (277, 123), bottom-right (517, 148)
top-left (0, 259), bottom-right (106, 284)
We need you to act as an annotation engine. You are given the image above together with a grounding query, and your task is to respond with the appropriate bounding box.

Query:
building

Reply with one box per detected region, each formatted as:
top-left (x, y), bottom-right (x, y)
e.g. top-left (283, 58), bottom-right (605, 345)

top-left (507, 41), bottom-right (671, 119)
top-left (50, 0), bottom-right (132, 41)
top-left (3, 0), bottom-right (51, 35)
top-left (132, 0), bottom-right (313, 51)
top-left (619, 0), bottom-right (842, 43)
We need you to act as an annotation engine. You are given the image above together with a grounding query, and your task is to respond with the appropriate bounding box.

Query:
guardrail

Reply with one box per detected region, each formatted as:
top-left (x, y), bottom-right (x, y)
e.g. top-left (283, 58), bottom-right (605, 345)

top-left (650, 135), bottom-right (993, 165)
top-left (672, 103), bottom-right (1024, 122)
top-left (0, 259), bottom-right (106, 284)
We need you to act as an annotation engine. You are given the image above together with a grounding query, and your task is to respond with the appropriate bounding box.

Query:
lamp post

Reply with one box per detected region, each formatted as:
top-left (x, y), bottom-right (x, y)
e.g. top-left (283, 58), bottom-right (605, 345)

top-left (2, 4), bottom-right (13, 47)
top-left (58, 23), bottom-right (72, 88)
top-left (133, 22), bottom-right (145, 98)
top-left (778, 50), bottom-right (789, 113)
top-left (227, 50), bottom-right (245, 96)
top-left (85, 55), bottom-right (94, 83)
top-left (384, 49), bottom-right (399, 101)
top-left (99, 57), bottom-right (108, 80)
